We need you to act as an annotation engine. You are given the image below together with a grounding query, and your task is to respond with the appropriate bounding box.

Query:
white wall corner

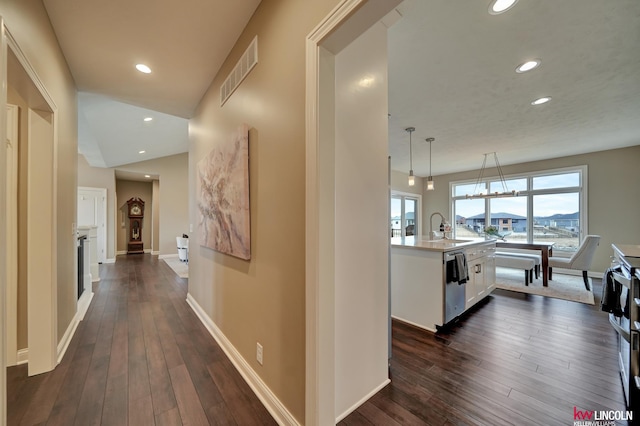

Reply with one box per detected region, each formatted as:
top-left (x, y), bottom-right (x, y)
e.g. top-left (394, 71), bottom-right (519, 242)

top-left (185, 293), bottom-right (301, 426)
top-left (151, 251), bottom-right (160, 256)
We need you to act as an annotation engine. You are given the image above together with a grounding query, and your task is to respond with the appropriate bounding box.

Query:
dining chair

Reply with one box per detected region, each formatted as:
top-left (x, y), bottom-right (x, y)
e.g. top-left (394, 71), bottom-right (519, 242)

top-left (548, 235), bottom-right (601, 290)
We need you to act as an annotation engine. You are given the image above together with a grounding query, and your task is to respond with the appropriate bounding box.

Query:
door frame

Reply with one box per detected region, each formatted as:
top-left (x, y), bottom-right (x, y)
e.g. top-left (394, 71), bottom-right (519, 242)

top-left (305, 1), bottom-right (400, 423)
top-left (78, 186), bottom-right (107, 263)
top-left (4, 25), bottom-right (59, 378)
top-left (5, 103), bottom-right (18, 367)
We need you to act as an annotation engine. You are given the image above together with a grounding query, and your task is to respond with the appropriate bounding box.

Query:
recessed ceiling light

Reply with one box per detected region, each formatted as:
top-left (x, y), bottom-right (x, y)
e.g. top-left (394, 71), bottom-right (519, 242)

top-left (516, 59), bottom-right (541, 73)
top-left (143, 117), bottom-right (153, 122)
top-left (489, 0), bottom-right (519, 15)
top-left (145, 175), bottom-right (151, 178)
top-left (531, 96), bottom-right (552, 105)
top-left (135, 64), bottom-right (152, 74)
top-left (139, 150), bottom-right (146, 154)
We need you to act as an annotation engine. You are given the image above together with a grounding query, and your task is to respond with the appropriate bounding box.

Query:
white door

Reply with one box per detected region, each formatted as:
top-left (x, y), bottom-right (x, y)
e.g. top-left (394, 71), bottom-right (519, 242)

top-left (78, 187), bottom-right (107, 263)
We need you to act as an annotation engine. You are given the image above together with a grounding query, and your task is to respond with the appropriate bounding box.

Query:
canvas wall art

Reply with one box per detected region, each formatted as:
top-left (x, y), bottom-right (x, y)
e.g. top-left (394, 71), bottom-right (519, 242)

top-left (197, 124), bottom-right (251, 260)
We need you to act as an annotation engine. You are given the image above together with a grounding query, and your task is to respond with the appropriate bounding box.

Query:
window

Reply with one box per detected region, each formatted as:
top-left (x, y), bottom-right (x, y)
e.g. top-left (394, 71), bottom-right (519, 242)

top-left (391, 192), bottom-right (421, 237)
top-left (451, 167), bottom-right (586, 253)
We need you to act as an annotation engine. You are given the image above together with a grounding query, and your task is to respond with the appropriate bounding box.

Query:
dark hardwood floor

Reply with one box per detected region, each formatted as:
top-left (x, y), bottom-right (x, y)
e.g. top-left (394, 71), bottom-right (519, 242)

top-left (342, 279), bottom-right (629, 426)
top-left (7, 254), bottom-right (276, 425)
top-left (8, 255), bottom-right (629, 425)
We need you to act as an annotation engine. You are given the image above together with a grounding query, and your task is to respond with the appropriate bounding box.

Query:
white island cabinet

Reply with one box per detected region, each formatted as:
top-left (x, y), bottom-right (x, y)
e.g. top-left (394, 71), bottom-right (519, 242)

top-left (391, 237), bottom-right (496, 332)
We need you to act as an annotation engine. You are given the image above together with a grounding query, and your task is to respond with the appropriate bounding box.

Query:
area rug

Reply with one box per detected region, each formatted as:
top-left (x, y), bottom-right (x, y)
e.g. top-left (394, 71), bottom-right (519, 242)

top-left (495, 267), bottom-right (594, 305)
top-left (162, 257), bottom-right (188, 279)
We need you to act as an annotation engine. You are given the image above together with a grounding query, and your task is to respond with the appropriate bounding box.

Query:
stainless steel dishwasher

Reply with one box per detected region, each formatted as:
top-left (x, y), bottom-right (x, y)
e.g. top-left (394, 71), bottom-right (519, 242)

top-left (444, 250), bottom-right (468, 324)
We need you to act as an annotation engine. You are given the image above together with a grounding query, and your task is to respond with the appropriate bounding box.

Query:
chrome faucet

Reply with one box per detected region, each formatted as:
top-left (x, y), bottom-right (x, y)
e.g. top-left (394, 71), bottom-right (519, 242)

top-left (430, 212), bottom-right (450, 240)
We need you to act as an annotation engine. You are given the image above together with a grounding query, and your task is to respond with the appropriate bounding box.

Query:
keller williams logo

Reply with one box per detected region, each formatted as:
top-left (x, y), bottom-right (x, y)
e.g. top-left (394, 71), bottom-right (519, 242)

top-left (573, 406), bottom-right (633, 426)
top-left (574, 407), bottom-right (594, 420)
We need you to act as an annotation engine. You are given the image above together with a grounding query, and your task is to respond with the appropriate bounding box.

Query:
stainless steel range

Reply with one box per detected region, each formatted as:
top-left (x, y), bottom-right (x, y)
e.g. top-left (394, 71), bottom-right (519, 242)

top-left (610, 244), bottom-right (640, 422)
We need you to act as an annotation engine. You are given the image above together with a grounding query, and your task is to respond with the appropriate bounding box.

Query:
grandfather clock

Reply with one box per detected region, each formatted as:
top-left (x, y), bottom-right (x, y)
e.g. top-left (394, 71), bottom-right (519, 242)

top-left (126, 197), bottom-right (145, 254)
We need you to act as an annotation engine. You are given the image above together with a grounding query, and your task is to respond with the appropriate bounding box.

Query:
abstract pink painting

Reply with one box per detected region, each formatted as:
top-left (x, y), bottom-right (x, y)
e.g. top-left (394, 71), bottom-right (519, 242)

top-left (197, 124), bottom-right (250, 259)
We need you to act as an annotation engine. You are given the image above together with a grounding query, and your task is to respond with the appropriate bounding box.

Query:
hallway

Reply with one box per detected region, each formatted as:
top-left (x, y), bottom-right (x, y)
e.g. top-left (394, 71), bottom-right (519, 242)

top-left (7, 254), bottom-right (276, 425)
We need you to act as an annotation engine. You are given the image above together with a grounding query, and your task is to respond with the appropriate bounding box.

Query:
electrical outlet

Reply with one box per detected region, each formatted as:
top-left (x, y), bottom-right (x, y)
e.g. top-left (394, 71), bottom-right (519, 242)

top-left (256, 342), bottom-right (263, 365)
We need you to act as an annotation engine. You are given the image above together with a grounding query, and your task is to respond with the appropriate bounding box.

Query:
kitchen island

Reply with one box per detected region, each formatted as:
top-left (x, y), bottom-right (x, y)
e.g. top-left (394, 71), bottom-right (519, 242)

top-left (391, 236), bottom-right (496, 332)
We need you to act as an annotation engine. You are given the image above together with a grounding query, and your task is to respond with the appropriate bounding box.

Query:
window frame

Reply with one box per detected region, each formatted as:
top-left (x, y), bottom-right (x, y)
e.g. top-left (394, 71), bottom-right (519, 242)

top-left (391, 191), bottom-right (422, 238)
top-left (449, 165), bottom-right (588, 244)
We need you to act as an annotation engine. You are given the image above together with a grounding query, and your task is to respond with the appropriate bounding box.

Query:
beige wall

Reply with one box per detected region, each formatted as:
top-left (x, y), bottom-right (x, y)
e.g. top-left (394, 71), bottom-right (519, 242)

top-left (1, 0), bottom-right (79, 344)
top-left (117, 152), bottom-right (188, 255)
top-left (77, 154), bottom-right (116, 260)
top-left (391, 169), bottom-right (424, 197)
top-left (115, 180), bottom-right (153, 253)
top-left (188, 0), bottom-right (341, 421)
top-left (407, 145), bottom-right (640, 273)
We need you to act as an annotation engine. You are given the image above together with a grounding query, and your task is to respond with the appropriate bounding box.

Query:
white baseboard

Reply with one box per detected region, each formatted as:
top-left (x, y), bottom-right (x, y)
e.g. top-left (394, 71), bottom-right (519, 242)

top-left (90, 273), bottom-right (100, 283)
top-left (77, 290), bottom-right (94, 321)
top-left (116, 250), bottom-right (126, 256)
top-left (159, 253), bottom-right (179, 259)
top-left (186, 293), bottom-right (301, 426)
top-left (103, 258), bottom-right (116, 264)
top-left (151, 251), bottom-right (160, 256)
top-left (57, 290), bottom-right (94, 364)
top-left (144, 248), bottom-right (152, 254)
top-left (335, 378), bottom-right (391, 423)
top-left (16, 349), bottom-right (28, 365)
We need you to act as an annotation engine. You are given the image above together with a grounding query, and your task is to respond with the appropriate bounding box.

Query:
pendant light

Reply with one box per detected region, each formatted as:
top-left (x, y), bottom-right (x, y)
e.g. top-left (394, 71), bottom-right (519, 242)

top-left (406, 127), bottom-right (415, 186)
top-left (465, 152), bottom-right (519, 199)
top-left (426, 137), bottom-right (435, 191)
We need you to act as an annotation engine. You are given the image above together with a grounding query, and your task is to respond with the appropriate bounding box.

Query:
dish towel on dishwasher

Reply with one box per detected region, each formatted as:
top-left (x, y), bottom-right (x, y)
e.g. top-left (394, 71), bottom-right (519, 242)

top-left (455, 253), bottom-right (469, 285)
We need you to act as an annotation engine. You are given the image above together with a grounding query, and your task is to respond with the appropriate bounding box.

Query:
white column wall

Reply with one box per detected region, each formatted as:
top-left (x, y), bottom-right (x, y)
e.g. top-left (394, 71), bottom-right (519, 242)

top-left (334, 22), bottom-right (390, 420)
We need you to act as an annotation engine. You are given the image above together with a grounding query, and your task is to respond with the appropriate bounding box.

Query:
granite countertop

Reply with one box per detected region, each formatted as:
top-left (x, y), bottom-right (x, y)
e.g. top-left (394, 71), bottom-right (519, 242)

top-left (391, 236), bottom-right (492, 252)
top-left (612, 243), bottom-right (640, 271)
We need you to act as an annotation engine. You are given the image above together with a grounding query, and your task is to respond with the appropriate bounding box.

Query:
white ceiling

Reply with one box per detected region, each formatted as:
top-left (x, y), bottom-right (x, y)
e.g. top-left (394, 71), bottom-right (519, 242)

top-left (388, 0), bottom-right (640, 177)
top-left (42, 0), bottom-right (640, 175)
top-left (43, 0), bottom-right (261, 168)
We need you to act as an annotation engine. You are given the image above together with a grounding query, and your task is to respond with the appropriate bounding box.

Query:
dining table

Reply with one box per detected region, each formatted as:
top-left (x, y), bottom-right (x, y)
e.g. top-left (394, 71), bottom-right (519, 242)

top-left (495, 240), bottom-right (555, 287)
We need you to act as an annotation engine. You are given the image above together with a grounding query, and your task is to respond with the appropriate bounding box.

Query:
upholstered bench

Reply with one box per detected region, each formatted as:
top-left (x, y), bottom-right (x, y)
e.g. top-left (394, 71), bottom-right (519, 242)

top-left (494, 255), bottom-right (536, 285)
top-left (495, 250), bottom-right (541, 279)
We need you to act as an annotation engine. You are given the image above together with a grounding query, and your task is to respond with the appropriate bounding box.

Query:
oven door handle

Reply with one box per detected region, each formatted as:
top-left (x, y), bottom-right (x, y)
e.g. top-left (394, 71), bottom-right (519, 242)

top-left (609, 313), bottom-right (630, 343)
top-left (612, 271), bottom-right (631, 289)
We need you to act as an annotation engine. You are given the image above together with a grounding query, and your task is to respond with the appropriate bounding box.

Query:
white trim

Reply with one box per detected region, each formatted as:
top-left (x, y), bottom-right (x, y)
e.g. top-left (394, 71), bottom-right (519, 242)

top-left (116, 250), bottom-right (126, 256)
top-left (76, 289), bottom-right (94, 321)
top-left (78, 187), bottom-right (108, 263)
top-left (103, 258), bottom-right (116, 264)
top-left (7, 26), bottom-right (59, 377)
top-left (151, 250), bottom-right (160, 256)
top-left (158, 253), bottom-right (179, 260)
top-left (144, 248), bottom-right (152, 254)
top-left (17, 349), bottom-right (28, 365)
top-left (186, 293), bottom-right (300, 426)
top-left (306, 2), bottom-right (402, 423)
top-left (5, 103), bottom-right (18, 367)
top-left (56, 314), bottom-right (78, 364)
top-left (390, 190), bottom-right (422, 237)
top-left (0, 17), bottom-right (8, 423)
top-left (390, 315), bottom-right (436, 333)
top-left (335, 378), bottom-right (391, 423)
top-left (56, 288), bottom-right (93, 364)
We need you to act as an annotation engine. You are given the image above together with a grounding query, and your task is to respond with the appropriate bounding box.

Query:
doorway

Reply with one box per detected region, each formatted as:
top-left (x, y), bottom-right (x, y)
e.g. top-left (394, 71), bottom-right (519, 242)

top-left (4, 31), bottom-right (58, 378)
top-left (78, 186), bottom-right (107, 263)
top-left (305, 1), bottom-right (402, 423)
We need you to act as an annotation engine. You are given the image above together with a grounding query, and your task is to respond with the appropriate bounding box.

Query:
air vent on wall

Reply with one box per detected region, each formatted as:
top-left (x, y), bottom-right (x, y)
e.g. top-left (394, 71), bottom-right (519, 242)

top-left (220, 36), bottom-right (258, 106)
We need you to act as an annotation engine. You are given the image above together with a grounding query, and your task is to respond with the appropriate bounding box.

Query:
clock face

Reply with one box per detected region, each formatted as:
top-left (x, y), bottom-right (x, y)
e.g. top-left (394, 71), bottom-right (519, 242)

top-left (131, 204), bottom-right (141, 215)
